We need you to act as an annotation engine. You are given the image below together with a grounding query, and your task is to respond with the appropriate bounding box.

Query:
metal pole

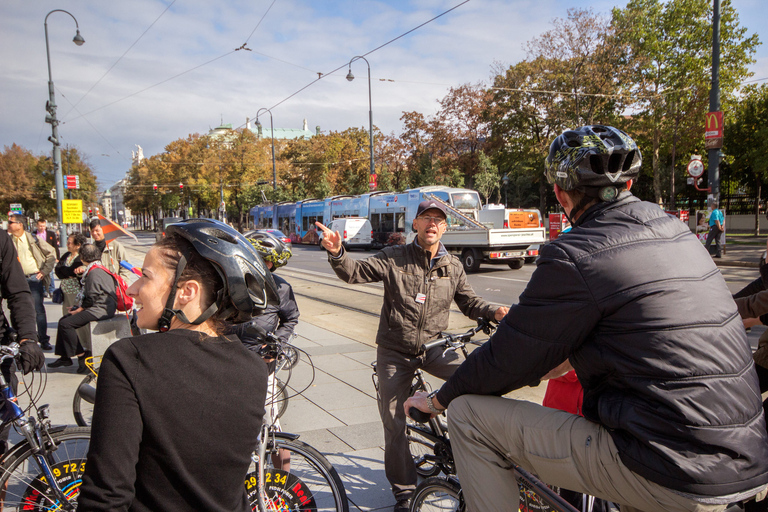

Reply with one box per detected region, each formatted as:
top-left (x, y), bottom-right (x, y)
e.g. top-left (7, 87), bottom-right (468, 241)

top-left (347, 56), bottom-right (375, 190)
top-left (708, 0), bottom-right (721, 202)
top-left (256, 108), bottom-right (277, 193)
top-left (44, 9), bottom-right (83, 248)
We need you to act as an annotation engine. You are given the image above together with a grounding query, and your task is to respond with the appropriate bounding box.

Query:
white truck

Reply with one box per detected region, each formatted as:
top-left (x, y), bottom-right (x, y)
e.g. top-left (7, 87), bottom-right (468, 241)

top-left (407, 195), bottom-right (546, 272)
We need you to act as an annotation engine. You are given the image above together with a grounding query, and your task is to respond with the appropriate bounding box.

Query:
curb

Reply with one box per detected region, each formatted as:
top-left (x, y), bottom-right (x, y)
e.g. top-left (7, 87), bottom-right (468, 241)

top-left (714, 260), bottom-right (760, 268)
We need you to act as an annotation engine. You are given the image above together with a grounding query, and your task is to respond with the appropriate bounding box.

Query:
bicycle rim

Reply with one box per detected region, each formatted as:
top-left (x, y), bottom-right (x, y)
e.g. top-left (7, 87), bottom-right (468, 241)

top-left (246, 436), bottom-right (348, 512)
top-left (411, 476), bottom-right (463, 512)
top-left (72, 374), bottom-right (97, 427)
top-left (0, 427), bottom-right (91, 510)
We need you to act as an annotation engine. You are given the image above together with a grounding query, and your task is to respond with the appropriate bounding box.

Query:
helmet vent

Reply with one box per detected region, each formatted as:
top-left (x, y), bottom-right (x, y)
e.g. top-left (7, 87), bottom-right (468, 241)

top-left (590, 155), bottom-right (604, 174)
top-left (608, 153), bottom-right (623, 173)
top-left (622, 150), bottom-right (637, 172)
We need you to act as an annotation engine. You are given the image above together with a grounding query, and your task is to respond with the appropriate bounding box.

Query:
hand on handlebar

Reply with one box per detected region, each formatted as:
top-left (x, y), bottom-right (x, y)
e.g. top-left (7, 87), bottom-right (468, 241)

top-left (404, 390), bottom-right (436, 423)
top-left (493, 306), bottom-right (509, 322)
top-left (17, 341), bottom-right (45, 374)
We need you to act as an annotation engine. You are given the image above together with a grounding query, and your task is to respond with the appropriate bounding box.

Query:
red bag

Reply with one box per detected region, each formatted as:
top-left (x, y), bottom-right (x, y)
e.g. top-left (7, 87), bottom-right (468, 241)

top-left (92, 264), bottom-right (134, 312)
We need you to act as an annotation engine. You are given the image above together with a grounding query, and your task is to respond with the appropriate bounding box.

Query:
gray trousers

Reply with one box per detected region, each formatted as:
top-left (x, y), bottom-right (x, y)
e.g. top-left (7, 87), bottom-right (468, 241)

top-left (376, 344), bottom-right (464, 501)
top-left (448, 395), bottom-right (738, 512)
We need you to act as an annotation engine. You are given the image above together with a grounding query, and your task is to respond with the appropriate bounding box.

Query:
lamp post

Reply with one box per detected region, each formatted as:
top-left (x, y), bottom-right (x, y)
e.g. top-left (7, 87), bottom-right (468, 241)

top-left (45, 9), bottom-right (84, 247)
top-left (502, 174), bottom-right (510, 207)
top-left (346, 56), bottom-right (375, 191)
top-left (255, 109), bottom-right (277, 194)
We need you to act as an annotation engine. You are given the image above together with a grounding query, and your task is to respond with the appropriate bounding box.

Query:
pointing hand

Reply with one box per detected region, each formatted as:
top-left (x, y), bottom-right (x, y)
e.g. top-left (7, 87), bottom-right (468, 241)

top-left (315, 222), bottom-right (342, 256)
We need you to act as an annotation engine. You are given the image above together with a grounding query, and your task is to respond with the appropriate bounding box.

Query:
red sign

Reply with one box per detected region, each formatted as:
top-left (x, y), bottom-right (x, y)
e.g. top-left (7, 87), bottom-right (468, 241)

top-left (704, 112), bottom-right (723, 149)
top-left (368, 173), bottom-right (377, 190)
top-left (65, 175), bottom-right (79, 189)
top-left (548, 213), bottom-right (564, 240)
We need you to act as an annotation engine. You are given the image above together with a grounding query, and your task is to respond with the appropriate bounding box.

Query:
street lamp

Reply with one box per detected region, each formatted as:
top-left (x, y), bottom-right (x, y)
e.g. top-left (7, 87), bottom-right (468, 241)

top-left (44, 9), bottom-right (84, 248)
top-left (502, 174), bottom-right (510, 207)
top-left (346, 56), bottom-right (375, 191)
top-left (255, 109), bottom-right (277, 193)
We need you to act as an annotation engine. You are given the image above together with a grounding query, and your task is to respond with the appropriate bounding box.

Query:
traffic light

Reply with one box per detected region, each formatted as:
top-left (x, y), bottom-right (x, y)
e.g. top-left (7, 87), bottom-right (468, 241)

top-left (179, 182), bottom-right (184, 191)
top-left (153, 183), bottom-right (158, 193)
top-left (88, 207), bottom-right (92, 215)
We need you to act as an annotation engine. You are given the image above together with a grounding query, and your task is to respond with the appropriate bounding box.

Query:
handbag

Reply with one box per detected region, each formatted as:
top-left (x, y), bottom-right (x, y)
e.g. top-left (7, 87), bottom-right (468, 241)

top-left (51, 288), bottom-right (64, 304)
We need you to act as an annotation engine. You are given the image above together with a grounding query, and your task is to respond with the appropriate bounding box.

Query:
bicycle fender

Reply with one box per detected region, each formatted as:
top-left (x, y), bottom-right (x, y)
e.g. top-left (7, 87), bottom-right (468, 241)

top-left (274, 431), bottom-right (301, 441)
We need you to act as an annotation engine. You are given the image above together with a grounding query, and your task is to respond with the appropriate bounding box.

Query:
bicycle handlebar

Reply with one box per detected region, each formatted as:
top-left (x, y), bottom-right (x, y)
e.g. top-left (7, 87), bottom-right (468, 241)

top-left (408, 407), bottom-right (432, 423)
top-left (0, 343), bottom-right (20, 362)
top-left (421, 318), bottom-right (494, 352)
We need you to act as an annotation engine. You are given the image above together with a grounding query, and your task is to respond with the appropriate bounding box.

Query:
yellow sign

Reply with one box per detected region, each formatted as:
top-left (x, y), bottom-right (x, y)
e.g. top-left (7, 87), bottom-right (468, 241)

top-left (62, 199), bottom-right (83, 224)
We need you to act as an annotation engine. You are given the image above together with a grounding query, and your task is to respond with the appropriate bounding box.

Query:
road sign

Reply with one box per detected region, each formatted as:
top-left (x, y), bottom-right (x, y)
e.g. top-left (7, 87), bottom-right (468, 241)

top-left (704, 112), bottom-right (723, 149)
top-left (65, 175), bottom-right (80, 189)
top-left (62, 199), bottom-right (83, 224)
top-left (9, 203), bottom-right (21, 210)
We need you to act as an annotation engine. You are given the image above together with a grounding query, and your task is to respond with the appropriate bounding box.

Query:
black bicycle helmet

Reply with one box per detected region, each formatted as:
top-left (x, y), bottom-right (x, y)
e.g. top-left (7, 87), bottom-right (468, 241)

top-left (545, 125), bottom-right (642, 198)
top-left (247, 232), bottom-right (292, 271)
top-left (157, 219), bottom-right (279, 331)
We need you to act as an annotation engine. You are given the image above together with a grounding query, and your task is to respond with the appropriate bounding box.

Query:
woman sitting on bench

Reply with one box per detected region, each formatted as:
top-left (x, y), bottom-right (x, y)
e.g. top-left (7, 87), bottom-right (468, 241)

top-left (50, 243), bottom-right (116, 373)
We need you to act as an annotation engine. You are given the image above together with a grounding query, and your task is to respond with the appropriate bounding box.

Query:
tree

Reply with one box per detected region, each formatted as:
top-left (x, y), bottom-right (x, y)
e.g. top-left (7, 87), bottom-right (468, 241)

top-left (724, 84), bottom-right (768, 234)
top-left (473, 153), bottom-right (501, 205)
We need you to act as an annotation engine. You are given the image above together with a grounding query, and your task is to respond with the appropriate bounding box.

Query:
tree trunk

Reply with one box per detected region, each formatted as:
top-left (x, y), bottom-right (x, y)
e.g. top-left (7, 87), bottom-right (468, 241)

top-left (653, 125), bottom-right (662, 205)
top-left (755, 180), bottom-right (761, 236)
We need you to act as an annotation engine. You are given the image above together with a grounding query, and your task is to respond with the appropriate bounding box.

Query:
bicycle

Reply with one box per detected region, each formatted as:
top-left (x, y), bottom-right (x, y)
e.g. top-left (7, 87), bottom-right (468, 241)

top-left (406, 406), bottom-right (580, 512)
top-left (371, 319), bottom-right (494, 479)
top-left (0, 342), bottom-right (91, 510)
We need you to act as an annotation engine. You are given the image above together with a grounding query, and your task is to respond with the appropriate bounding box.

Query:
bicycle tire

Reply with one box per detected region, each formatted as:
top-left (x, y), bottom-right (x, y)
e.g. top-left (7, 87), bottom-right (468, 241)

top-left (245, 435), bottom-right (349, 512)
top-left (0, 426), bottom-right (91, 510)
top-left (410, 476), bottom-right (464, 512)
top-left (73, 373), bottom-right (97, 427)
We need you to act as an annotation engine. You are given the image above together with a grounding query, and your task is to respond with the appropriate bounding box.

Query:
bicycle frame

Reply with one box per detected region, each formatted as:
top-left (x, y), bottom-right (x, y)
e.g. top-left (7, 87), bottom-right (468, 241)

top-left (0, 345), bottom-right (77, 511)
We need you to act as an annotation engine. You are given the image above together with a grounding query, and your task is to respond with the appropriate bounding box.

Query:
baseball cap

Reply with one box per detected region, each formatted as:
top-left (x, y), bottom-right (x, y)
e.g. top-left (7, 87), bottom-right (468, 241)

top-left (416, 200), bottom-right (448, 218)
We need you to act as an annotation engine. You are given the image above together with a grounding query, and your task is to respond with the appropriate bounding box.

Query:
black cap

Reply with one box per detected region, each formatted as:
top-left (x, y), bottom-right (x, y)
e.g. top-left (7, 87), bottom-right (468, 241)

top-left (416, 200), bottom-right (448, 218)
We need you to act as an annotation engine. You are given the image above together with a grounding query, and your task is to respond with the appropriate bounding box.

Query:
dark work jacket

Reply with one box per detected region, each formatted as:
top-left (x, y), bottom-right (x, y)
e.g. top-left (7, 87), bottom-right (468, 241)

top-left (0, 234), bottom-right (37, 343)
top-left (231, 273), bottom-right (299, 350)
top-left (438, 193), bottom-right (768, 496)
top-left (82, 267), bottom-right (117, 320)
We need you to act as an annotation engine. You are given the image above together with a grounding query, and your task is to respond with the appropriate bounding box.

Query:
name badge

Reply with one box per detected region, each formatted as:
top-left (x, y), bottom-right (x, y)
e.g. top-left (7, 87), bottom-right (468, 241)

top-left (415, 293), bottom-right (426, 304)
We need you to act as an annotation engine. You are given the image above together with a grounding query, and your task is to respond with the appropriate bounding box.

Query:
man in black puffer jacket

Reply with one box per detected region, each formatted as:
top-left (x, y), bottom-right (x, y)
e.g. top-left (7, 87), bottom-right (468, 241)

top-left (406, 125), bottom-right (768, 512)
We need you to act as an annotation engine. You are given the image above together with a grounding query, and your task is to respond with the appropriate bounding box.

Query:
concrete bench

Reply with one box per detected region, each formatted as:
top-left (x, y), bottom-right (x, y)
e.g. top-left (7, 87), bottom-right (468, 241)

top-left (90, 314), bottom-right (133, 359)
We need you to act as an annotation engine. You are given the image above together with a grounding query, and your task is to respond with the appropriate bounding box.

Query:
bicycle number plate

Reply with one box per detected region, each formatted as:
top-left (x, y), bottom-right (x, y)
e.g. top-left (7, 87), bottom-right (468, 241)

top-left (22, 458), bottom-right (87, 510)
top-left (245, 468), bottom-right (318, 511)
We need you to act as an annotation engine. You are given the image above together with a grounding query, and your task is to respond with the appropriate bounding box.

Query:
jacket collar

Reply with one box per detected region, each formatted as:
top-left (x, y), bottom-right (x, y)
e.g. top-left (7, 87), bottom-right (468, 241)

top-left (411, 239), bottom-right (449, 268)
top-left (574, 191), bottom-right (638, 227)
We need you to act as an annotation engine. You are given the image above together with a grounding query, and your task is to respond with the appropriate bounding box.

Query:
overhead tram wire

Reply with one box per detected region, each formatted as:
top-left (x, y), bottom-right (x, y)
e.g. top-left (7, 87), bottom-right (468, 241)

top-left (240, 0), bottom-right (472, 127)
top-left (61, 0), bottom-right (178, 122)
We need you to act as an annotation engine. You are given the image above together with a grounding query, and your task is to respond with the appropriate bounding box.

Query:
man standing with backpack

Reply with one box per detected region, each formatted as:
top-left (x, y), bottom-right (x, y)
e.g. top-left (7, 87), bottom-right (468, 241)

top-left (50, 243), bottom-right (117, 373)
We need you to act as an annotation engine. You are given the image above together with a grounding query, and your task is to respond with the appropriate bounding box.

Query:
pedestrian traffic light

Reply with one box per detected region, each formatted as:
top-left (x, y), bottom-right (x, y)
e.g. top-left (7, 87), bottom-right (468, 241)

top-left (153, 183), bottom-right (158, 193)
top-left (88, 207), bottom-right (92, 215)
top-left (179, 182), bottom-right (183, 191)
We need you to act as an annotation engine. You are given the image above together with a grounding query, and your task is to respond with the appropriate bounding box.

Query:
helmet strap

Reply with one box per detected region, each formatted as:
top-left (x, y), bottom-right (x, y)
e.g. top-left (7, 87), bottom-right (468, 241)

top-left (156, 246), bottom-right (222, 332)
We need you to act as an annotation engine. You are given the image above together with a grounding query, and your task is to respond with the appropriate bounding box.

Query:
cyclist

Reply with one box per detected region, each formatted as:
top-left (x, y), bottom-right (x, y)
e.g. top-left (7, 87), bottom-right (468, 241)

top-left (316, 201), bottom-right (507, 512)
top-left (406, 125), bottom-right (768, 512)
top-left (78, 219), bottom-right (279, 512)
top-left (231, 231), bottom-right (299, 471)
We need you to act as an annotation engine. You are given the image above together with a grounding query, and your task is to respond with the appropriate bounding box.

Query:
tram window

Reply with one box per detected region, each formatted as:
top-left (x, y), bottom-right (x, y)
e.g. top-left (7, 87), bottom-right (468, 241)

top-left (395, 212), bottom-right (405, 232)
top-left (370, 214), bottom-right (380, 231)
top-left (381, 213), bottom-right (394, 232)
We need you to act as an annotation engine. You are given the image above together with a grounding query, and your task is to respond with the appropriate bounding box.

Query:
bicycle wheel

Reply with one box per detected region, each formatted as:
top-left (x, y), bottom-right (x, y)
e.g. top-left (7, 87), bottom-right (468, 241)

top-left (245, 435), bottom-right (349, 512)
top-left (410, 476), bottom-right (464, 512)
top-left (73, 373), bottom-right (97, 427)
top-left (0, 426), bottom-right (91, 510)
top-left (405, 421), bottom-right (440, 477)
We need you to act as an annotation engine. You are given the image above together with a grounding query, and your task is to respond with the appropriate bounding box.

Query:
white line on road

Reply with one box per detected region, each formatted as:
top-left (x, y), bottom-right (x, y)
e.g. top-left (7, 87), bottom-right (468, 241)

top-left (473, 274), bottom-right (531, 283)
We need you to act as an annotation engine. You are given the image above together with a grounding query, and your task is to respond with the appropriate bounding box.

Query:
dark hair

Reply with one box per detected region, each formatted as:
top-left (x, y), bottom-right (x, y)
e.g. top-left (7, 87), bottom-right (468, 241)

top-left (9, 214), bottom-right (26, 230)
top-left (80, 243), bottom-right (101, 264)
top-left (89, 219), bottom-right (100, 230)
top-left (37, 219), bottom-right (47, 224)
top-left (154, 234), bottom-right (226, 333)
top-left (68, 233), bottom-right (87, 248)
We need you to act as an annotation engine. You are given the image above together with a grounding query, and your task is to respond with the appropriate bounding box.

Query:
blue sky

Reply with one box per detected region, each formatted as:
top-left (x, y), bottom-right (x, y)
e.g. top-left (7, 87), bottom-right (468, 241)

top-left (1, 0), bottom-right (765, 188)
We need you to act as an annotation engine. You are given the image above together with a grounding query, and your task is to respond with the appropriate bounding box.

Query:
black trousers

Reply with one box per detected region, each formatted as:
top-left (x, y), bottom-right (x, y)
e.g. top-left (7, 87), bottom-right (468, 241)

top-left (55, 310), bottom-right (98, 358)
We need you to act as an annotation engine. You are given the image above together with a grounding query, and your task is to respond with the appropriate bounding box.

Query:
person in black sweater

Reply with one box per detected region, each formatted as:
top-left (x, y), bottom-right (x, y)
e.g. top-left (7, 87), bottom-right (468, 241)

top-left (77, 219), bottom-right (279, 512)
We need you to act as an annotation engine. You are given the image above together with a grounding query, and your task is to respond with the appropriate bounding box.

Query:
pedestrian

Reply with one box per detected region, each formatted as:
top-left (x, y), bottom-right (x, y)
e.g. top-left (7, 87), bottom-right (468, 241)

top-left (89, 218), bottom-right (131, 280)
top-left (77, 219), bottom-right (278, 512)
top-left (7, 214), bottom-right (56, 350)
top-left (54, 233), bottom-right (91, 356)
top-left (705, 197), bottom-right (725, 258)
top-left (316, 201), bottom-right (507, 512)
top-left (35, 219), bottom-right (60, 297)
top-left (231, 232), bottom-right (298, 472)
top-left (50, 243), bottom-right (116, 373)
top-left (406, 125), bottom-right (768, 512)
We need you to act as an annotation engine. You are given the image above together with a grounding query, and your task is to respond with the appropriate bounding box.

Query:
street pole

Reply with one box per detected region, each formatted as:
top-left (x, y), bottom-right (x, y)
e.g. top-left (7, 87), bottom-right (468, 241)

top-left (708, 0), bottom-right (721, 203)
top-left (44, 10), bottom-right (84, 247)
top-left (255, 109), bottom-right (277, 195)
top-left (346, 56), bottom-right (375, 191)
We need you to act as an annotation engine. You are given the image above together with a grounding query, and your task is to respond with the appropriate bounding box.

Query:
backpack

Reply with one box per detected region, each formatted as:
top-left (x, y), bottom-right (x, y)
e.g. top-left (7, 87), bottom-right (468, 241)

top-left (92, 263), bottom-right (134, 312)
